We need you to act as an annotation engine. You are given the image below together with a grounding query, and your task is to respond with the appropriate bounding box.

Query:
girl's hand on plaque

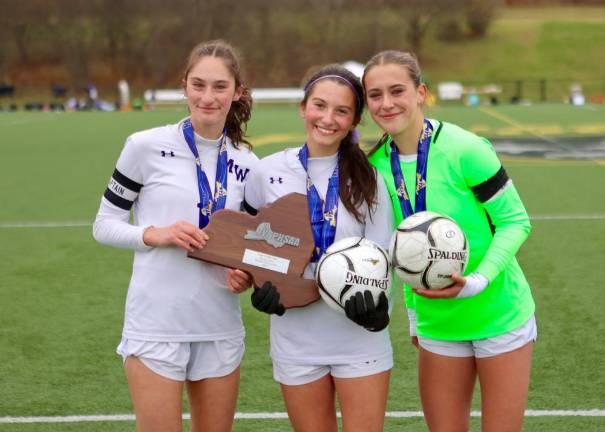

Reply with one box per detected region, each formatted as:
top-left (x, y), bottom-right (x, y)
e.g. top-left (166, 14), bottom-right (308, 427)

top-left (143, 221), bottom-right (209, 253)
top-left (227, 269), bottom-right (252, 294)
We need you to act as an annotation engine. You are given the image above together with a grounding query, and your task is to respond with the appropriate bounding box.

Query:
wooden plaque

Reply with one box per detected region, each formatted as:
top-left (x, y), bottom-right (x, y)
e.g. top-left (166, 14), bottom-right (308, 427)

top-left (188, 193), bottom-right (319, 308)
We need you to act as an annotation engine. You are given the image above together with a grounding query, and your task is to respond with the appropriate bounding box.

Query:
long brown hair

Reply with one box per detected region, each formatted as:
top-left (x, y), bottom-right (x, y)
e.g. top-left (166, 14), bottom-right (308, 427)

top-left (301, 64), bottom-right (377, 223)
top-left (183, 40), bottom-right (252, 149)
top-left (362, 50), bottom-right (423, 156)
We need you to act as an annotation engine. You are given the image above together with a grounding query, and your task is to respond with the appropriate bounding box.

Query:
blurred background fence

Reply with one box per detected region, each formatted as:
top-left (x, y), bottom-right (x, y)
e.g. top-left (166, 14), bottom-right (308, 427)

top-left (1, 76), bottom-right (603, 112)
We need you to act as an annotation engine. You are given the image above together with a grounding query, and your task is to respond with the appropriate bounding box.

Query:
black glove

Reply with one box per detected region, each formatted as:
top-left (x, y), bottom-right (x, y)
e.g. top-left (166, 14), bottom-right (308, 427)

top-left (251, 281), bottom-right (285, 316)
top-left (344, 291), bottom-right (389, 332)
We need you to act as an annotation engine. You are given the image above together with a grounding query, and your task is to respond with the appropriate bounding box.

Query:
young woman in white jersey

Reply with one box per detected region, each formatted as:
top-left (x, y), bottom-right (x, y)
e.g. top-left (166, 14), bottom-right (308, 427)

top-left (243, 64), bottom-right (394, 432)
top-left (93, 40), bottom-right (257, 432)
top-left (363, 50), bottom-right (536, 432)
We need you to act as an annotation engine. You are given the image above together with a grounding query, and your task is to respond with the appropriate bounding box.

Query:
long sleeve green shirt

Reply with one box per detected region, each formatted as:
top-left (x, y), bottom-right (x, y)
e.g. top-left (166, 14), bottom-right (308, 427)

top-left (369, 120), bottom-right (535, 340)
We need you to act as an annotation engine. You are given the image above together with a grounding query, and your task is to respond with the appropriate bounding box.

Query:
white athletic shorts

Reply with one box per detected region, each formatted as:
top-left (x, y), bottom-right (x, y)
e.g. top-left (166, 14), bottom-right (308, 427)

top-left (273, 352), bottom-right (393, 386)
top-left (418, 315), bottom-right (537, 358)
top-left (116, 336), bottom-right (244, 381)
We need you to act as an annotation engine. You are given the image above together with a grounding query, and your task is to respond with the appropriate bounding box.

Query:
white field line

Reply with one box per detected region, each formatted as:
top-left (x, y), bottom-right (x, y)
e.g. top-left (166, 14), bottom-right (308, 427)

top-left (1, 214), bottom-right (605, 229)
top-left (1, 410), bottom-right (604, 424)
top-left (0, 221), bottom-right (91, 228)
top-left (530, 214), bottom-right (605, 220)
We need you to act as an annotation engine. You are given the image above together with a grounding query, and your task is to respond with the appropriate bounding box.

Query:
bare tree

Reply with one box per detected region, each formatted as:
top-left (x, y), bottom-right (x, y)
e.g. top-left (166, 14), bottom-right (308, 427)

top-left (0, 0), bottom-right (504, 90)
top-left (44, 0), bottom-right (98, 90)
top-left (0, 0), bottom-right (50, 64)
top-left (466, 0), bottom-right (502, 37)
top-left (389, 0), bottom-right (457, 56)
top-left (92, 0), bottom-right (144, 78)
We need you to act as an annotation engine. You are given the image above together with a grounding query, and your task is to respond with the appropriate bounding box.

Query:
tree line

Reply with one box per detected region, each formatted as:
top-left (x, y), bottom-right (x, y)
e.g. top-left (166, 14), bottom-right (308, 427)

top-left (4, 0), bottom-right (597, 93)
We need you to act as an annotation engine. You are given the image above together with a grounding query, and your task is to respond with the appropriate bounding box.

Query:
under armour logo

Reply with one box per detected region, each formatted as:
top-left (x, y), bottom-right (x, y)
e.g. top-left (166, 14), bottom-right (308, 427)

top-left (161, 150), bottom-right (175, 157)
top-left (269, 177), bottom-right (283, 184)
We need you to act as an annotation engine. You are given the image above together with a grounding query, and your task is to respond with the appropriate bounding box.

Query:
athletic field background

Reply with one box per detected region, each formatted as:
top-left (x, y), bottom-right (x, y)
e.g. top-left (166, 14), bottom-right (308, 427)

top-left (1, 104), bottom-right (604, 431)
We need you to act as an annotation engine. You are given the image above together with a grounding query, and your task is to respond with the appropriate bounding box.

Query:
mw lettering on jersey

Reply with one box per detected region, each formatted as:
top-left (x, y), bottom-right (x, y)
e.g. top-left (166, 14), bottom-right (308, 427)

top-left (103, 168), bottom-right (143, 210)
top-left (227, 159), bottom-right (250, 182)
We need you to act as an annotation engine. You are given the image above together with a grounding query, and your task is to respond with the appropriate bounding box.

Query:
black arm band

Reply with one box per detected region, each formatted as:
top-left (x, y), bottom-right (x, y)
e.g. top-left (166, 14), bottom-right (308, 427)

top-left (112, 169), bottom-right (143, 192)
top-left (471, 166), bottom-right (509, 203)
top-left (104, 188), bottom-right (133, 210)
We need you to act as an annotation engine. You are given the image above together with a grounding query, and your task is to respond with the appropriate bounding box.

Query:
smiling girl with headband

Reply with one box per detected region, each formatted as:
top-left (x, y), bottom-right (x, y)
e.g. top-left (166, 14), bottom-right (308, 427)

top-left (242, 64), bottom-right (394, 432)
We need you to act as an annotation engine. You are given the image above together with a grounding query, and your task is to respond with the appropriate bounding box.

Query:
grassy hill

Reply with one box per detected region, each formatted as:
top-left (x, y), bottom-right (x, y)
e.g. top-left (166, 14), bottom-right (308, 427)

top-left (420, 6), bottom-right (605, 102)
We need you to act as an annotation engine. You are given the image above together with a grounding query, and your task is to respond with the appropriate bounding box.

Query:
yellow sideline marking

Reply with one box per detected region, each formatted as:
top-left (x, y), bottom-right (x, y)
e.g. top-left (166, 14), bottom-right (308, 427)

top-left (500, 157), bottom-right (604, 166)
top-left (252, 133), bottom-right (305, 146)
top-left (468, 124), bottom-right (491, 135)
top-left (478, 107), bottom-right (605, 167)
top-left (531, 125), bottom-right (565, 135)
top-left (574, 124), bottom-right (605, 134)
top-left (477, 107), bottom-right (551, 140)
top-left (251, 125), bottom-right (605, 166)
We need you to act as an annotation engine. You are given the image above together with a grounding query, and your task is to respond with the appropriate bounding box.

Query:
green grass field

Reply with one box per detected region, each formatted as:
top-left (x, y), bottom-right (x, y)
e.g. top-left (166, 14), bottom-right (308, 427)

top-left (1, 105), bottom-right (604, 431)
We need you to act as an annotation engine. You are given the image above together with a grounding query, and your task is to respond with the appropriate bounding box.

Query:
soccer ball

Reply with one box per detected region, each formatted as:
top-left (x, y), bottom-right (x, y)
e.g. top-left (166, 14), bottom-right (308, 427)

top-left (315, 237), bottom-right (391, 314)
top-left (389, 211), bottom-right (468, 289)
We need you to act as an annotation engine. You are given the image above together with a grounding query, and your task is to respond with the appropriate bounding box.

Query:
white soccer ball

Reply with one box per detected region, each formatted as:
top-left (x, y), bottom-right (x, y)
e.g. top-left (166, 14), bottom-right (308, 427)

top-left (315, 237), bottom-right (391, 314)
top-left (389, 211), bottom-right (469, 290)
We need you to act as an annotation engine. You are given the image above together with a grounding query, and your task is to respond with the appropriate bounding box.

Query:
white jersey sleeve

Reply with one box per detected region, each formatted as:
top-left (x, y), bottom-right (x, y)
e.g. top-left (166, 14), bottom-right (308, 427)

top-left (93, 136), bottom-right (151, 251)
top-left (363, 171), bottom-right (395, 251)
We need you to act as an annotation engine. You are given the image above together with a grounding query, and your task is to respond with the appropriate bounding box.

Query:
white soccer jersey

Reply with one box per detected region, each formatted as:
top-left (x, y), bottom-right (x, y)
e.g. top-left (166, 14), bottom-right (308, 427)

top-left (93, 119), bottom-right (258, 342)
top-left (244, 148), bottom-right (394, 365)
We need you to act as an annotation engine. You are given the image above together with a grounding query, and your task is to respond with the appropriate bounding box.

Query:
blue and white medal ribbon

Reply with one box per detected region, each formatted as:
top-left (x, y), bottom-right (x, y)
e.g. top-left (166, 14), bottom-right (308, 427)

top-left (389, 118), bottom-right (433, 218)
top-left (298, 144), bottom-right (340, 262)
top-left (182, 118), bottom-right (228, 228)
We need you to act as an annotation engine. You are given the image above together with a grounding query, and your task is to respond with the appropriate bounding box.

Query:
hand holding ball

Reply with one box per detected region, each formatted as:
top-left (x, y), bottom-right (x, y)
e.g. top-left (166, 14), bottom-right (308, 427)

top-left (389, 211), bottom-right (469, 289)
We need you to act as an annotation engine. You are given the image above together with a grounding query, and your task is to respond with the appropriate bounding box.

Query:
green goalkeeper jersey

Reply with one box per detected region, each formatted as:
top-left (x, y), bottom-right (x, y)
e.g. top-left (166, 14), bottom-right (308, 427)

top-left (369, 119), bottom-right (535, 340)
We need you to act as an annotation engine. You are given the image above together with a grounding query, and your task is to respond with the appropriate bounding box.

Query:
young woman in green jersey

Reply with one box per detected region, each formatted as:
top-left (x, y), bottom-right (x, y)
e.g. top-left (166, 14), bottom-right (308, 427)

top-left (363, 50), bottom-right (536, 432)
